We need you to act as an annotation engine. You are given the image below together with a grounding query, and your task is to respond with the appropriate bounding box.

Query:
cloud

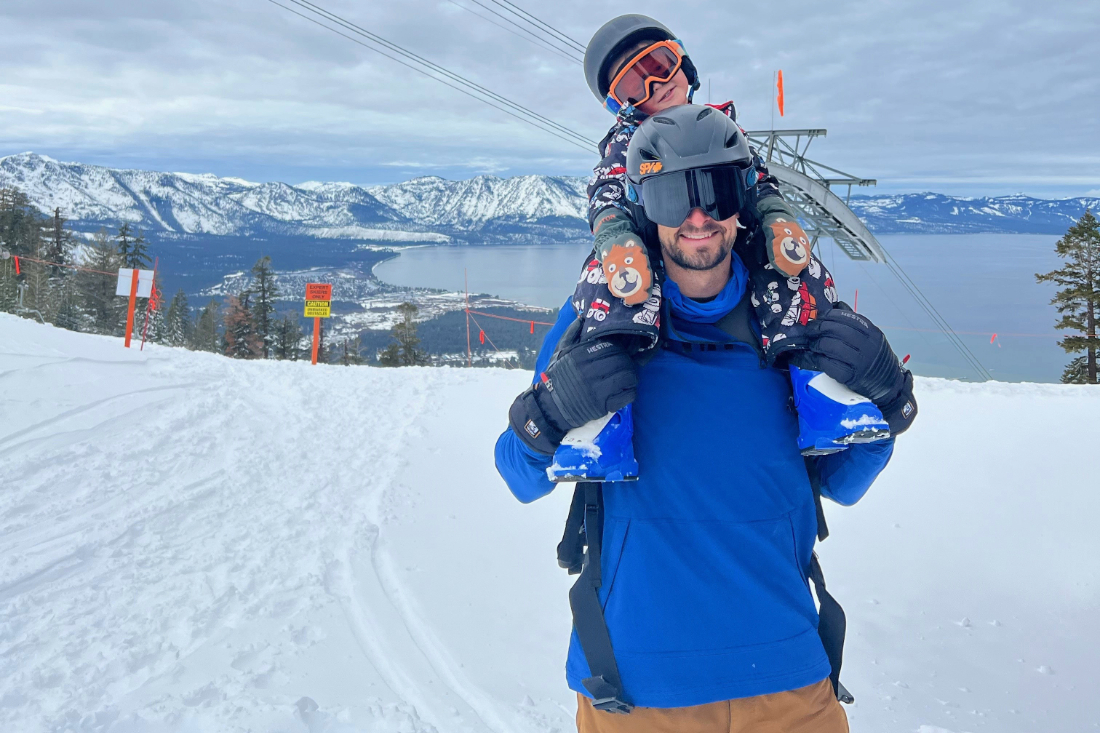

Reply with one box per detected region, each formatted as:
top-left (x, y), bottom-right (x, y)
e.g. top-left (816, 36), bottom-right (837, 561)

top-left (0, 0), bottom-right (1095, 194)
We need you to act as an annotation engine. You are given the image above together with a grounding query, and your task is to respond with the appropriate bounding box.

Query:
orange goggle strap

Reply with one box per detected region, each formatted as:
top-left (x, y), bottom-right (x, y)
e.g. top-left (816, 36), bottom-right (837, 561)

top-left (603, 39), bottom-right (689, 115)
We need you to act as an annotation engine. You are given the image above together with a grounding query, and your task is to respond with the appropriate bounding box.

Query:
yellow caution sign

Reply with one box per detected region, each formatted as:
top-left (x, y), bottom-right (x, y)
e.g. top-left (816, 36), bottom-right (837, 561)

top-left (304, 300), bottom-right (331, 318)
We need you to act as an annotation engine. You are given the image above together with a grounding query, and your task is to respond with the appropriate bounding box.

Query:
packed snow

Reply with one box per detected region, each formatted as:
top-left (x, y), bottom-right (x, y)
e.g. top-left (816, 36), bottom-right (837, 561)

top-left (1, 314), bottom-right (1098, 733)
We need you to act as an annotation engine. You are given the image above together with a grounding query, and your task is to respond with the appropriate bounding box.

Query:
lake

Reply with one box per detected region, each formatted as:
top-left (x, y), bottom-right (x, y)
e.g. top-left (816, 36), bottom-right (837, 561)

top-left (374, 234), bottom-right (1069, 383)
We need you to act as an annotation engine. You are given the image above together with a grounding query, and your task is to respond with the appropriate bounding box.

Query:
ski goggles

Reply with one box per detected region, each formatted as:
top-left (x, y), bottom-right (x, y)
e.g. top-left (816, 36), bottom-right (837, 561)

top-left (605, 40), bottom-right (686, 112)
top-left (635, 165), bottom-right (753, 228)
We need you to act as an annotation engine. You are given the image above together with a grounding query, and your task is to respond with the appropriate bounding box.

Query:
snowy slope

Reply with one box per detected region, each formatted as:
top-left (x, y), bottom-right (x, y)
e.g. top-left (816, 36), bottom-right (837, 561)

top-left (1, 314), bottom-right (1098, 733)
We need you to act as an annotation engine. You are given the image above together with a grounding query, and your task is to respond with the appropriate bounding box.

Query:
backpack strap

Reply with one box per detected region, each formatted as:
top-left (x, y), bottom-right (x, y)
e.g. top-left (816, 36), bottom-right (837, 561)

top-left (804, 457), bottom-right (855, 704)
top-left (558, 482), bottom-right (633, 713)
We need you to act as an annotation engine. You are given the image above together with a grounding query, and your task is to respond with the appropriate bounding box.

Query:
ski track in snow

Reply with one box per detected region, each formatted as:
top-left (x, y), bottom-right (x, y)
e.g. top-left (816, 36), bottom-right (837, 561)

top-left (1, 314), bottom-right (1099, 733)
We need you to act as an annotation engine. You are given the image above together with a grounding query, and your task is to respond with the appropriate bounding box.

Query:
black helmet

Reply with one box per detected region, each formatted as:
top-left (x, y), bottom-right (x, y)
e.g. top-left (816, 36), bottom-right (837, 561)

top-left (584, 14), bottom-right (699, 111)
top-left (625, 105), bottom-right (756, 227)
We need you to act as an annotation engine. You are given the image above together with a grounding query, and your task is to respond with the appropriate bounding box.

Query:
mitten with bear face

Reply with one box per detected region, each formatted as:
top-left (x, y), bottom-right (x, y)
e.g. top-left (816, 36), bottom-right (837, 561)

top-left (592, 208), bottom-right (653, 307)
top-left (756, 196), bottom-right (813, 278)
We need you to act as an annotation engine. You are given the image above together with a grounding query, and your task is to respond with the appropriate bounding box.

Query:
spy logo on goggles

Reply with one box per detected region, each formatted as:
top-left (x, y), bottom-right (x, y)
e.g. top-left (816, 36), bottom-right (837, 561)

top-left (638, 161), bottom-right (663, 175)
top-left (605, 40), bottom-right (686, 113)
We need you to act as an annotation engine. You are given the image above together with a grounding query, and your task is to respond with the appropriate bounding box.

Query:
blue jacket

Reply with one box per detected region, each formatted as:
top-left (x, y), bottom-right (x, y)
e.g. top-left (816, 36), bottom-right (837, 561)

top-left (495, 292), bottom-right (893, 709)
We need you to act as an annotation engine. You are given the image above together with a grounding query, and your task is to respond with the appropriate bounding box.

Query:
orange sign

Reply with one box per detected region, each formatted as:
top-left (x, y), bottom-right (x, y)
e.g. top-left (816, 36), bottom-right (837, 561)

top-left (306, 283), bottom-right (332, 301)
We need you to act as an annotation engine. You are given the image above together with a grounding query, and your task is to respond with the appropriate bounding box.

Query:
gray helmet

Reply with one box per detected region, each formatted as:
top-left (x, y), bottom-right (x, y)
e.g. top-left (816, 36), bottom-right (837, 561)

top-left (584, 14), bottom-right (698, 106)
top-left (625, 105), bottom-right (756, 227)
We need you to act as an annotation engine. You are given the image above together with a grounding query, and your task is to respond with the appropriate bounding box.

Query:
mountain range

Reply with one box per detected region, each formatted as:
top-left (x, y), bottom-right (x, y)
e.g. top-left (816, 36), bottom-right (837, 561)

top-left (1, 152), bottom-right (1096, 242)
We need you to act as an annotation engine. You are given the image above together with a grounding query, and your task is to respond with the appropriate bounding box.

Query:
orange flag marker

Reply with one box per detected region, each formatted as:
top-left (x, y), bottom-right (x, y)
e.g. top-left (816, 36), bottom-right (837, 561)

top-left (777, 70), bottom-right (785, 117)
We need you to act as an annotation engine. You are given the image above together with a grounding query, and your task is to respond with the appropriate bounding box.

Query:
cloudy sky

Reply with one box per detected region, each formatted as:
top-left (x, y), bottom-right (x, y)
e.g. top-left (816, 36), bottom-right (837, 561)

top-left (1, 0), bottom-right (1096, 196)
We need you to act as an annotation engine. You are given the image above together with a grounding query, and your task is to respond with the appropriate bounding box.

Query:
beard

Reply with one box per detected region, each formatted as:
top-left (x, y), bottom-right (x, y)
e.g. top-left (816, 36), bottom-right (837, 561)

top-left (660, 219), bottom-right (736, 271)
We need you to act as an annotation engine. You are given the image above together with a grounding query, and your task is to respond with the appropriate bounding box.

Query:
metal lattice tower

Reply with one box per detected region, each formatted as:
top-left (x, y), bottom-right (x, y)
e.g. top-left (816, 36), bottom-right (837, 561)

top-left (745, 129), bottom-right (884, 263)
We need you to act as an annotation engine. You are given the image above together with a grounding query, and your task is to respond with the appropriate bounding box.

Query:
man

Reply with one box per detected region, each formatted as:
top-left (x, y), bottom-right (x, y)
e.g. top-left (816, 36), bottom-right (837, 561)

top-left (495, 105), bottom-right (917, 732)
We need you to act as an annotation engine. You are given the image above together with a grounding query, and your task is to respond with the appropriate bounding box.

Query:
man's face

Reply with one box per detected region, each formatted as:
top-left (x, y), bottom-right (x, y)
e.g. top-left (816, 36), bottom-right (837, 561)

top-left (657, 208), bottom-right (740, 272)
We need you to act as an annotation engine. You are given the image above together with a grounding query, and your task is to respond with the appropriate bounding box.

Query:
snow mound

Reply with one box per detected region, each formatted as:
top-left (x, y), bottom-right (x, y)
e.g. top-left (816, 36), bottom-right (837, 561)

top-left (1, 314), bottom-right (1097, 732)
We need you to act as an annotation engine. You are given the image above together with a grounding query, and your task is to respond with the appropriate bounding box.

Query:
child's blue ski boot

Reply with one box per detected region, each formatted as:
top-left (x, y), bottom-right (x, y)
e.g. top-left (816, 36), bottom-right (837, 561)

top-left (789, 365), bottom-right (891, 456)
top-left (547, 404), bottom-right (639, 483)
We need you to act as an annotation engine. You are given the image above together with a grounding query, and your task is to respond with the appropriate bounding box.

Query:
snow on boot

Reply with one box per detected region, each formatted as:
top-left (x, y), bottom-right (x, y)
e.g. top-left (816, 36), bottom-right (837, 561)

top-left (547, 405), bottom-right (639, 483)
top-left (789, 365), bottom-right (891, 456)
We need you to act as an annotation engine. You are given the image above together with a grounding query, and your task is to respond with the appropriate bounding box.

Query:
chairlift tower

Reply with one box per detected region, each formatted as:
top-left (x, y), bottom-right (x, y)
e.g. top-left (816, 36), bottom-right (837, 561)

top-left (745, 129), bottom-right (885, 263)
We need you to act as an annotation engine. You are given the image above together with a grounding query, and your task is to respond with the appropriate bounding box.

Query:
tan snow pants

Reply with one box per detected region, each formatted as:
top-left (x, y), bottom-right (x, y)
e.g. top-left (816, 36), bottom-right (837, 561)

top-left (576, 678), bottom-right (848, 733)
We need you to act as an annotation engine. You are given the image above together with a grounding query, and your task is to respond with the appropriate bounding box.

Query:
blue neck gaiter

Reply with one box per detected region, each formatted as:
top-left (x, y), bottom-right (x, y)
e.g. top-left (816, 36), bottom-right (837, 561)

top-left (663, 253), bottom-right (749, 324)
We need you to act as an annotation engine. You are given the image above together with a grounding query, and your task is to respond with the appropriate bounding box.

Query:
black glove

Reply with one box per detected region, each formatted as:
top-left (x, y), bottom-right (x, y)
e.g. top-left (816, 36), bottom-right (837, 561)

top-left (877, 369), bottom-right (918, 436)
top-left (509, 340), bottom-right (638, 455)
top-left (793, 305), bottom-right (918, 435)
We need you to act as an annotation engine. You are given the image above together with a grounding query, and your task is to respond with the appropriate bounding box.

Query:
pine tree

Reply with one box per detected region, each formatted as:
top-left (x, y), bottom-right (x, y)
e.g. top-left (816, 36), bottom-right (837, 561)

top-left (191, 298), bottom-right (221, 352)
top-left (44, 207), bottom-right (74, 275)
top-left (337, 335), bottom-right (365, 366)
top-left (246, 256), bottom-right (279, 358)
top-left (0, 187), bottom-right (48, 316)
top-left (139, 277), bottom-right (166, 345)
top-left (36, 207), bottom-right (77, 326)
top-left (116, 223), bottom-right (151, 270)
top-left (1036, 209), bottom-right (1100, 384)
top-left (115, 222), bottom-right (134, 264)
top-left (76, 230), bottom-right (125, 334)
top-left (273, 314), bottom-right (303, 360)
top-left (223, 294), bottom-right (262, 359)
top-left (163, 289), bottom-right (192, 347)
top-left (378, 303), bottom-right (427, 366)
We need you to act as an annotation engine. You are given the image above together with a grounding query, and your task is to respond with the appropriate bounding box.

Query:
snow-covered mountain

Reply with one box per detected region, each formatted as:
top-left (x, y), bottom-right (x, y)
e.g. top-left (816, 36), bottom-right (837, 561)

top-left (0, 153), bottom-right (588, 243)
top-left (365, 174), bottom-right (586, 228)
top-left (848, 192), bottom-right (1100, 234)
top-left (1, 152), bottom-right (1096, 240)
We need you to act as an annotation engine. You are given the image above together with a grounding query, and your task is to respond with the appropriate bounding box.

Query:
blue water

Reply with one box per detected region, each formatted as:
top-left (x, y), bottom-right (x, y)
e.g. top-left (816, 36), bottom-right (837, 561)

top-left (374, 234), bottom-right (1068, 383)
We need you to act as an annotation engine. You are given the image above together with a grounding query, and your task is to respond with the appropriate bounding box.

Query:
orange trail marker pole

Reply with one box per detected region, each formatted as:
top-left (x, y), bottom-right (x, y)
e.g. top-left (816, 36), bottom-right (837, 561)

top-left (311, 317), bottom-right (320, 365)
top-left (124, 267), bottom-right (139, 348)
top-left (465, 269), bottom-right (472, 368)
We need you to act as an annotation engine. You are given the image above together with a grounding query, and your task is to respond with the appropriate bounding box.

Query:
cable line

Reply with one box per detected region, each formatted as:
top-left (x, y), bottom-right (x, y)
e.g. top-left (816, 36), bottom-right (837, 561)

top-left (269, 0), bottom-right (598, 151)
top-left (485, 0), bottom-right (588, 54)
top-left (280, 0), bottom-right (594, 147)
top-left (269, 0), bottom-right (589, 151)
top-left (876, 244), bottom-right (993, 381)
top-left (450, 0), bottom-right (583, 64)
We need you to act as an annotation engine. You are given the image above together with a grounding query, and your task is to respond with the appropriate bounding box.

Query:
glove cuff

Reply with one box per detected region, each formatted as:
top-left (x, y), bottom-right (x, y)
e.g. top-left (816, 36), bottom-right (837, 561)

top-left (878, 371), bottom-right (918, 436)
top-left (509, 387), bottom-right (567, 455)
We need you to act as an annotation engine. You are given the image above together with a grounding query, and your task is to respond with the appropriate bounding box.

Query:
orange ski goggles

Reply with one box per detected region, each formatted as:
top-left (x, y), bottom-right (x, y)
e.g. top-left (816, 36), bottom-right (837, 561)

top-left (605, 40), bottom-right (686, 113)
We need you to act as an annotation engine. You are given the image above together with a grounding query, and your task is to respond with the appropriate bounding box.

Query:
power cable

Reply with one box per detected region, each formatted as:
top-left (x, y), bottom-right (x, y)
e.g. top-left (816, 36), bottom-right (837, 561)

top-left (485, 0), bottom-right (587, 54)
top-left (284, 0), bottom-right (593, 144)
top-left (269, 0), bottom-right (598, 151)
top-left (876, 244), bottom-right (993, 381)
top-left (448, 0), bottom-right (582, 64)
top-left (270, 0), bottom-right (592, 151)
